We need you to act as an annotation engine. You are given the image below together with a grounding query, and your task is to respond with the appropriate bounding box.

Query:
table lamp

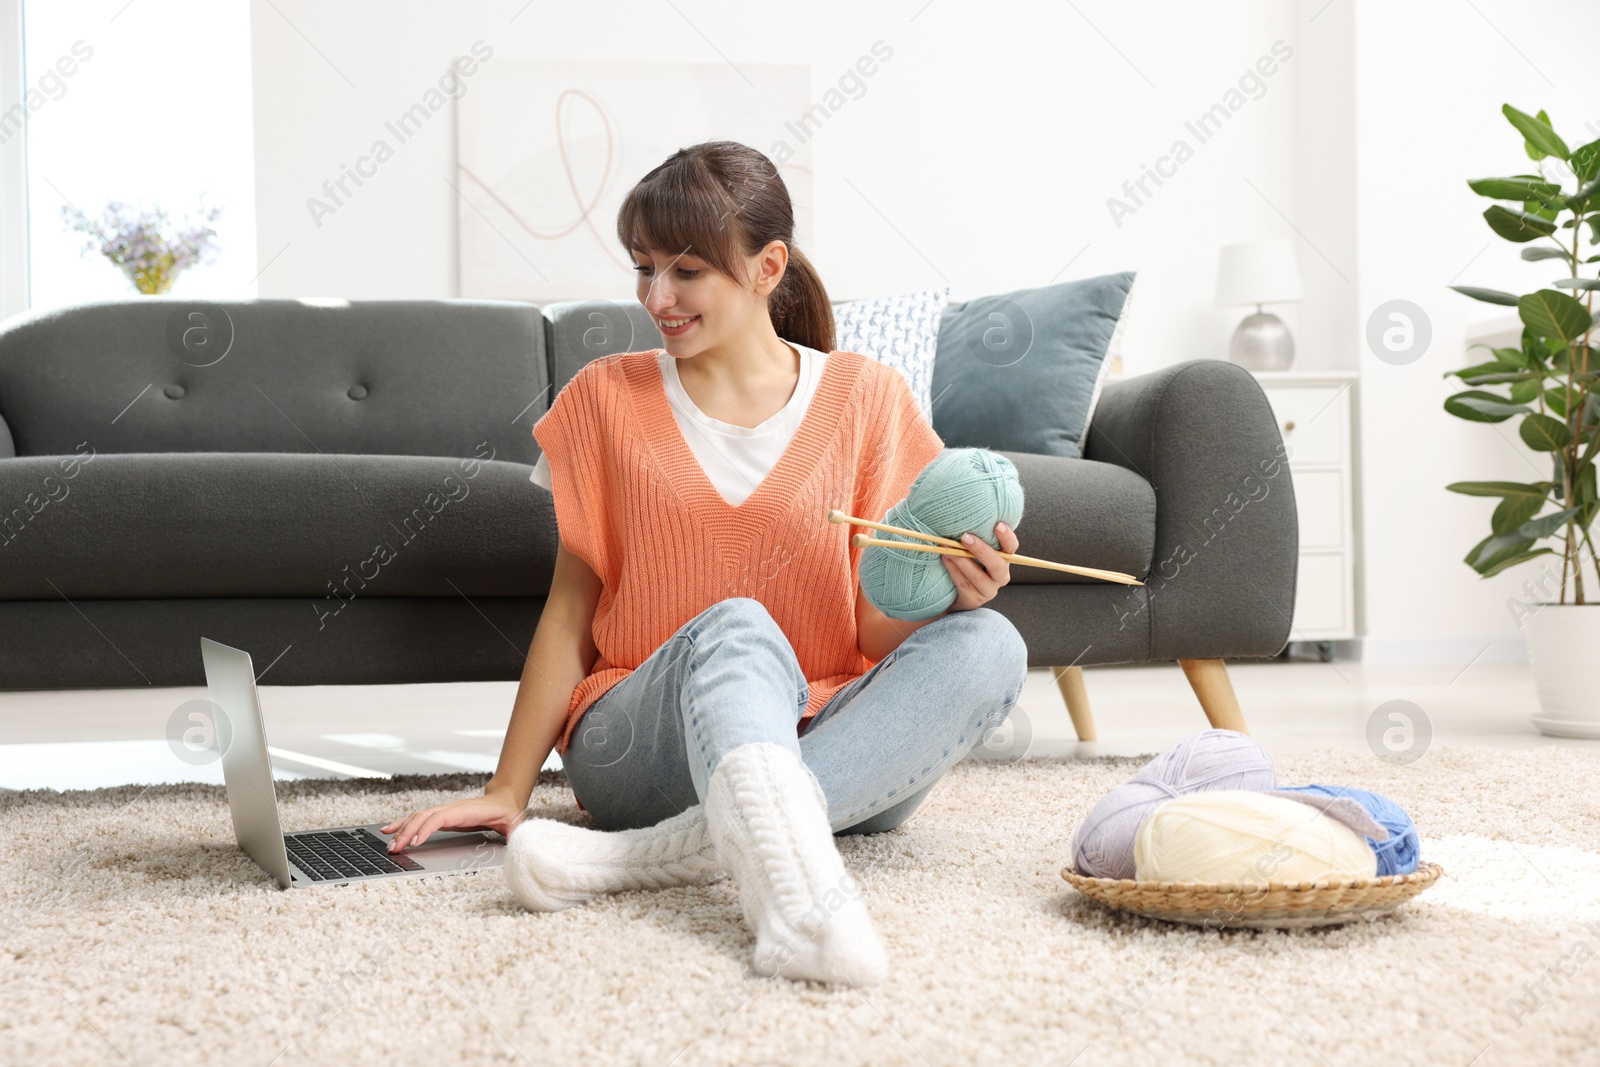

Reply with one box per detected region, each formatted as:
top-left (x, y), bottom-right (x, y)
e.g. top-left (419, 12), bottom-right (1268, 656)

top-left (1215, 238), bottom-right (1304, 371)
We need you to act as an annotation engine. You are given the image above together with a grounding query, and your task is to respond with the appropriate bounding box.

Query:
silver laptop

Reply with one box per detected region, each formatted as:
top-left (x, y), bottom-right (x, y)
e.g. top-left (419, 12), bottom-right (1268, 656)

top-left (200, 636), bottom-right (506, 889)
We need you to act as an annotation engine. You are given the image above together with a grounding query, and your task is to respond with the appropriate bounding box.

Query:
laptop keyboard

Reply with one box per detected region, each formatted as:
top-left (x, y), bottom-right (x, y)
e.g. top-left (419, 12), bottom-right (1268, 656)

top-left (285, 827), bottom-right (423, 882)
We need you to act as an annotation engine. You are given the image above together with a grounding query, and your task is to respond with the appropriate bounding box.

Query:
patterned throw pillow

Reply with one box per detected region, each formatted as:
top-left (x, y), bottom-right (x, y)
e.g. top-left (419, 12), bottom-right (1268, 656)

top-left (831, 286), bottom-right (949, 421)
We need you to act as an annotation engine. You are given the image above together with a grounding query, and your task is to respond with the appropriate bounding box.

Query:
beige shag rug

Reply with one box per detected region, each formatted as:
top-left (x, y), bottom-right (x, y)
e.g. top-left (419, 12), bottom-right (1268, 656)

top-left (3, 746), bottom-right (1599, 1067)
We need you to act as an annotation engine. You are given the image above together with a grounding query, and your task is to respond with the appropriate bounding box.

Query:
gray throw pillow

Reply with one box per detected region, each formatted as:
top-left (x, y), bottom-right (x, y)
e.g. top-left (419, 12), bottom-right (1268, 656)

top-left (928, 271), bottom-right (1136, 457)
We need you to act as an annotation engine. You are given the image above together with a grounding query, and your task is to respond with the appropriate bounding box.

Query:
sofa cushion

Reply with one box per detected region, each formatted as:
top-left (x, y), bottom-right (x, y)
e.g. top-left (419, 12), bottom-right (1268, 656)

top-left (0, 298), bottom-right (548, 464)
top-left (0, 452), bottom-right (557, 600)
top-left (0, 449), bottom-right (1152, 598)
top-left (929, 272), bottom-right (1137, 457)
top-left (988, 451), bottom-right (1154, 584)
top-left (543, 299), bottom-right (663, 398)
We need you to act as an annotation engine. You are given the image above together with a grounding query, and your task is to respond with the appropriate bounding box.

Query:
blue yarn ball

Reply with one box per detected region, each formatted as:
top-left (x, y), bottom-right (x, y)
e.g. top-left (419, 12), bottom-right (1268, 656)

top-left (860, 448), bottom-right (1025, 620)
top-left (1275, 783), bottom-right (1421, 876)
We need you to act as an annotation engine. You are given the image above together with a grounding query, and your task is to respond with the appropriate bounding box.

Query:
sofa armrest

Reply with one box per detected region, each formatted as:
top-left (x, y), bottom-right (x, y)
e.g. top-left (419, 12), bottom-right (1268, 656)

top-left (1082, 359), bottom-right (1298, 660)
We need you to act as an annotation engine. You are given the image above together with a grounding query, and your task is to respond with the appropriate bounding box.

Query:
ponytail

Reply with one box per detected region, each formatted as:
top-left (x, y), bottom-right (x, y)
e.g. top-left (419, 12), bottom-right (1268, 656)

top-left (768, 244), bottom-right (835, 354)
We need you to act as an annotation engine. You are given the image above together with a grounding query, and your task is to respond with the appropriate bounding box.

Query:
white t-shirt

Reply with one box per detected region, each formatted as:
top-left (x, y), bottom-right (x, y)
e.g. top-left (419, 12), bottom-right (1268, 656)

top-left (529, 340), bottom-right (827, 507)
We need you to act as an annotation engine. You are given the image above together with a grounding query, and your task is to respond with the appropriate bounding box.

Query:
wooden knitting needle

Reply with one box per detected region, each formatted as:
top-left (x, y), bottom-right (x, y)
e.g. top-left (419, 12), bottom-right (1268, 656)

top-left (826, 509), bottom-right (1144, 586)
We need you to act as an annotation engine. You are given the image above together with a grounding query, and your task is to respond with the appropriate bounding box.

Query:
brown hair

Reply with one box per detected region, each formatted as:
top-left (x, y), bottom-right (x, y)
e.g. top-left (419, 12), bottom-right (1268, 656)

top-left (616, 140), bottom-right (835, 354)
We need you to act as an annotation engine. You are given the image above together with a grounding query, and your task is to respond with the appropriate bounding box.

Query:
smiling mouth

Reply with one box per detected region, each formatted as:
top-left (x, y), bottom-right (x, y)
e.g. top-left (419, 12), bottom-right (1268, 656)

top-left (658, 315), bottom-right (699, 332)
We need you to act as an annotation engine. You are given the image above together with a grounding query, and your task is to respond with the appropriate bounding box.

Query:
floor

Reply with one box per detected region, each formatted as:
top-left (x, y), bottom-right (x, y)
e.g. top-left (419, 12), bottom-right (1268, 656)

top-left (2, 649), bottom-right (1590, 792)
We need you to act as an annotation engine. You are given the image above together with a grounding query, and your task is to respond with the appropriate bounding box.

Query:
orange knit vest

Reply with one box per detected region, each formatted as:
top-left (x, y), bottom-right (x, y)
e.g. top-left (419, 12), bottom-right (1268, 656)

top-left (532, 347), bottom-right (945, 757)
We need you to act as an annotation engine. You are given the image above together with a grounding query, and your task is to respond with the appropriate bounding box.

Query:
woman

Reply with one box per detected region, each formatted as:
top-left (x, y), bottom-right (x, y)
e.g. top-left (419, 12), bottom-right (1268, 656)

top-left (383, 140), bottom-right (1029, 987)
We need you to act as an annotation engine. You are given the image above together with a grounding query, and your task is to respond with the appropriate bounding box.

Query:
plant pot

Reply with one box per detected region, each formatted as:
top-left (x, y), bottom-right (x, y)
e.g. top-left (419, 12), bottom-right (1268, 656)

top-left (1524, 603), bottom-right (1600, 739)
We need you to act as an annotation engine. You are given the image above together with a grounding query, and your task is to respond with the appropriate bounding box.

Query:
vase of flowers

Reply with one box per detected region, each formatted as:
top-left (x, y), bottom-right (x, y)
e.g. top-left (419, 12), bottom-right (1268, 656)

top-left (1445, 104), bottom-right (1599, 738)
top-left (62, 198), bottom-right (223, 295)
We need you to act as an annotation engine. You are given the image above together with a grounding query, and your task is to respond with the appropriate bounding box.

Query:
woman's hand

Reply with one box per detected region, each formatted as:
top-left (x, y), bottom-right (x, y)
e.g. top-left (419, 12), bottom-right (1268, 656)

top-left (941, 521), bottom-right (1018, 612)
top-left (381, 788), bottom-right (528, 853)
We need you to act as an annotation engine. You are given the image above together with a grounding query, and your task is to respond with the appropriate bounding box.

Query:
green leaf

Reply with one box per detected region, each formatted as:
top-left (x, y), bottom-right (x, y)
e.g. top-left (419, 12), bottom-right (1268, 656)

top-left (1522, 246), bottom-right (1575, 263)
top-left (1521, 332), bottom-right (1555, 369)
top-left (1484, 204), bottom-right (1559, 242)
top-left (1553, 277), bottom-right (1600, 290)
top-left (1449, 285), bottom-right (1521, 306)
top-left (1494, 492), bottom-right (1546, 534)
top-left (1518, 507), bottom-right (1580, 538)
top-left (1445, 480), bottom-right (1553, 499)
top-left (1453, 359), bottom-right (1508, 377)
top-left (1460, 369), bottom-right (1537, 385)
top-left (1520, 331), bottom-right (1566, 370)
top-left (1467, 176), bottom-right (1564, 201)
top-left (1578, 464), bottom-right (1599, 529)
top-left (1567, 173), bottom-right (1600, 209)
top-left (1545, 386), bottom-right (1569, 418)
top-left (1572, 138), bottom-right (1600, 182)
top-left (1479, 547), bottom-right (1557, 578)
top-left (1489, 345), bottom-right (1531, 369)
top-left (1444, 391), bottom-right (1530, 422)
top-left (1519, 289), bottom-right (1593, 342)
top-left (1524, 198), bottom-right (1561, 222)
top-left (1465, 530), bottom-right (1536, 573)
top-left (1511, 377), bottom-right (1543, 403)
top-left (1504, 104), bottom-right (1571, 160)
top-left (1521, 412), bottom-right (1573, 451)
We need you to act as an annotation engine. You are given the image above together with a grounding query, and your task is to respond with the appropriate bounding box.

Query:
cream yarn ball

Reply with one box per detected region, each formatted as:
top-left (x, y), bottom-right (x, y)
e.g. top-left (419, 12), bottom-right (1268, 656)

top-left (1133, 790), bottom-right (1379, 884)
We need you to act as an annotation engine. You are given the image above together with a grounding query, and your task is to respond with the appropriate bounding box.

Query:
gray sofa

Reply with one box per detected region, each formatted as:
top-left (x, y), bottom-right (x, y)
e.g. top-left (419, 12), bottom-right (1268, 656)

top-left (0, 296), bottom-right (1297, 736)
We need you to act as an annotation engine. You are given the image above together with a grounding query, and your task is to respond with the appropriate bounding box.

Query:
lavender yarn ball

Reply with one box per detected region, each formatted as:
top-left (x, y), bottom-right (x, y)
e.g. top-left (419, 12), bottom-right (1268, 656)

top-left (1133, 728), bottom-right (1278, 793)
top-left (1072, 779), bottom-right (1182, 880)
top-left (1072, 729), bottom-right (1278, 879)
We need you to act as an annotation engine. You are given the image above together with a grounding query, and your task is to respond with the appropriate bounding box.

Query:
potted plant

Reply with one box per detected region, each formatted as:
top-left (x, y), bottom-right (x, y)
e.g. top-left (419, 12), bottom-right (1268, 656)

top-left (61, 197), bottom-right (223, 295)
top-left (1445, 104), bottom-right (1599, 738)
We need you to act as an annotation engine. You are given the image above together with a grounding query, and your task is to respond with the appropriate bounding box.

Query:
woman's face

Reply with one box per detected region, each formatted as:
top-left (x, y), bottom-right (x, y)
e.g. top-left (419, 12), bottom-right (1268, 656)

top-left (633, 241), bottom-right (787, 355)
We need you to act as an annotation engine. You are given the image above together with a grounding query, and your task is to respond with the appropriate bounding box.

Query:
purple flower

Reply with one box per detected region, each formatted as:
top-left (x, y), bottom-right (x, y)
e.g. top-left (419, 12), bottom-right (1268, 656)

top-left (61, 197), bottom-right (226, 293)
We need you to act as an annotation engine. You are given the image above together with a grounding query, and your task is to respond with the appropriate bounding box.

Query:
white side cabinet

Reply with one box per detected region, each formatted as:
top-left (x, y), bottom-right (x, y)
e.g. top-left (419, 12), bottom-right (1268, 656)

top-left (1252, 371), bottom-right (1358, 642)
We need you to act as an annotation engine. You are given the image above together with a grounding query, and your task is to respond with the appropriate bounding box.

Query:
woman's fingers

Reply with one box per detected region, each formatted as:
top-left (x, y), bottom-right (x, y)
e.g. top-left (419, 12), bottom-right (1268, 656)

top-left (384, 812), bottom-right (415, 851)
top-left (407, 810), bottom-right (454, 850)
top-left (989, 523), bottom-right (1014, 584)
top-left (956, 532), bottom-right (1005, 589)
top-left (386, 809), bottom-right (434, 852)
top-left (995, 520), bottom-right (1019, 555)
top-left (941, 522), bottom-right (1018, 608)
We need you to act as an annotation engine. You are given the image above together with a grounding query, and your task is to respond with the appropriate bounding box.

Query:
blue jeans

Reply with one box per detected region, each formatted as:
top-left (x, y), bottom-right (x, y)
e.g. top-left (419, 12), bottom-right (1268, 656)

top-left (561, 597), bottom-right (1030, 835)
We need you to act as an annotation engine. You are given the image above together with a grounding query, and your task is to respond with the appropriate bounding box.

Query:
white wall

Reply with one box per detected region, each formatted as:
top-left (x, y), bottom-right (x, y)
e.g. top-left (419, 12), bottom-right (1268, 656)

top-left (246, 0), bottom-right (1600, 663)
top-left (248, 0), bottom-right (1302, 375)
top-left (1350, 0), bottom-right (1600, 662)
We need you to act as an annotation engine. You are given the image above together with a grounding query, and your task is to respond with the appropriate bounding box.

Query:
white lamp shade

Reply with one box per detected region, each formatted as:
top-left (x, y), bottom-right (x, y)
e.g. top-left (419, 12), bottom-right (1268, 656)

top-left (1215, 238), bottom-right (1304, 307)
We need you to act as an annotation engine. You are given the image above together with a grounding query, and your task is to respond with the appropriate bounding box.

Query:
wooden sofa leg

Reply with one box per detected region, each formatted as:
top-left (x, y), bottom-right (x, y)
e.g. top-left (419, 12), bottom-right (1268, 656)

top-left (1178, 658), bottom-right (1249, 734)
top-left (1052, 665), bottom-right (1097, 741)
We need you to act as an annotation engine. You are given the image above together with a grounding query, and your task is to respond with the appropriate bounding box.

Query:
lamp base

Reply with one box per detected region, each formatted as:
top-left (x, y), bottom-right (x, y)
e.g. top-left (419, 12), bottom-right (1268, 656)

top-left (1229, 311), bottom-right (1295, 372)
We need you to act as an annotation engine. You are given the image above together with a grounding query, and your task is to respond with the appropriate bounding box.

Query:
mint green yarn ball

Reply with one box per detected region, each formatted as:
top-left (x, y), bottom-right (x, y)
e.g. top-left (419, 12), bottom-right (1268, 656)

top-left (860, 447), bottom-right (1025, 620)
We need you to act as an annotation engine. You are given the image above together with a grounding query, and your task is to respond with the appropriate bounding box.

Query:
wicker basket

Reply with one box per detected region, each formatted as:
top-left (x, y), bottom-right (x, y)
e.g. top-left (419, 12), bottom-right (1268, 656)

top-left (1060, 862), bottom-right (1444, 930)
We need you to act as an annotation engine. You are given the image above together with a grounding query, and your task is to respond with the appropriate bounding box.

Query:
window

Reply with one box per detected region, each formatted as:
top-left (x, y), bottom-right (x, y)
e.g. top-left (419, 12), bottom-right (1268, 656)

top-left (6, 0), bottom-right (256, 315)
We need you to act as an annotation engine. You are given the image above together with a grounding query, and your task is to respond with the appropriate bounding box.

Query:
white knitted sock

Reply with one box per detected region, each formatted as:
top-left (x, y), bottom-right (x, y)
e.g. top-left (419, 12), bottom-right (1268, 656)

top-left (704, 742), bottom-right (889, 987)
top-left (504, 804), bottom-right (727, 913)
